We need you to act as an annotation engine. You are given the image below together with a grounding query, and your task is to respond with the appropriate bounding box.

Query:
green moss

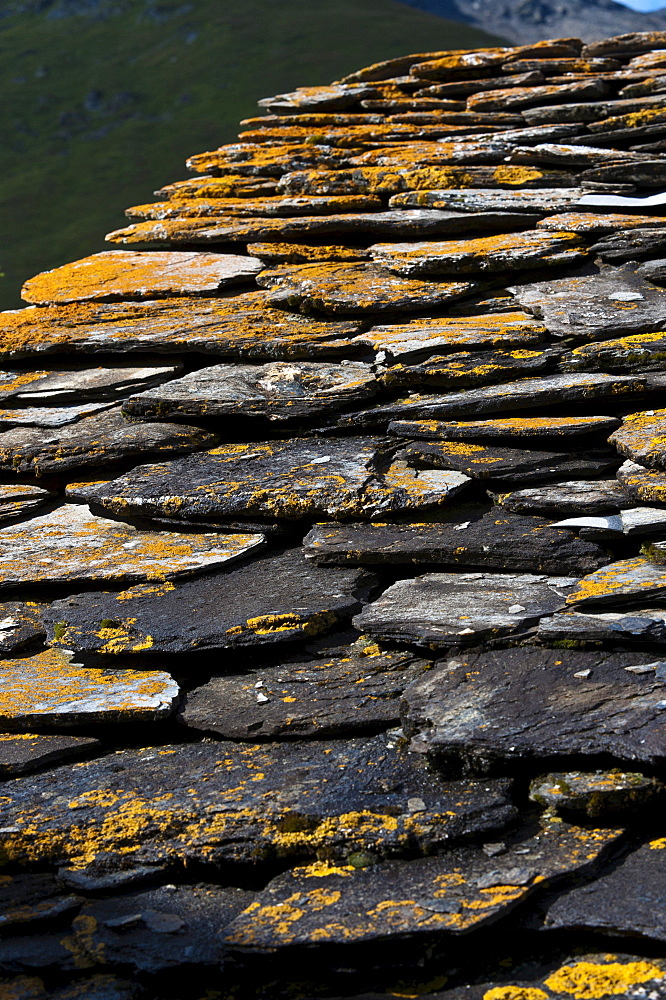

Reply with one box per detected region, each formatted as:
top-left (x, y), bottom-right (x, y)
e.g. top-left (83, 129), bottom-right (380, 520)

top-left (52, 621), bottom-right (68, 641)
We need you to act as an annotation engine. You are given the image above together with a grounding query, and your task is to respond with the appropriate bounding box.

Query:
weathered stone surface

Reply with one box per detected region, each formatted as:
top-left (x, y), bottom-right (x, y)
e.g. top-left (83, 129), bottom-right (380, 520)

top-left (0, 400), bottom-right (115, 428)
top-left (585, 31), bottom-right (666, 57)
top-left (0, 363), bottom-right (181, 404)
top-left (355, 572), bottom-right (573, 647)
top-left (122, 361), bottom-right (379, 423)
top-left (495, 479), bottom-right (632, 515)
top-left (21, 251), bottom-right (262, 305)
top-left (257, 263), bottom-right (475, 315)
top-left (0, 294), bottom-right (363, 362)
top-left (0, 872), bottom-right (81, 932)
top-left (125, 193), bottom-right (383, 220)
top-left (510, 264), bottom-right (666, 340)
top-left (354, 312), bottom-right (547, 362)
top-left (553, 506), bottom-right (666, 538)
top-left (156, 174), bottom-right (278, 198)
top-left (389, 188), bottom-right (583, 213)
top-left (0, 485), bottom-right (52, 523)
top-left (524, 94), bottom-right (666, 127)
top-left (0, 884), bottom-right (255, 974)
top-left (539, 211), bottom-right (666, 235)
top-left (380, 348), bottom-right (556, 390)
top-left (541, 841), bottom-right (666, 943)
top-left (258, 82), bottom-right (377, 111)
top-left (610, 409), bottom-right (666, 470)
top-left (0, 737), bottom-right (516, 868)
top-left (65, 439), bottom-right (471, 522)
top-left (403, 648), bottom-right (666, 766)
top-left (304, 514), bottom-right (609, 575)
top-left (411, 43), bottom-right (582, 79)
top-left (530, 770), bottom-right (663, 818)
top-left (179, 648), bottom-right (430, 739)
top-left (391, 415), bottom-right (619, 440)
top-left (567, 556), bottom-right (666, 607)
top-left (0, 649), bottom-right (178, 729)
top-left (45, 549), bottom-right (368, 655)
top-left (0, 602), bottom-right (45, 654)
top-left (185, 141), bottom-right (357, 176)
top-left (618, 458), bottom-right (666, 503)
top-left (637, 258), bottom-right (666, 287)
top-left (0, 975), bottom-right (139, 1000)
top-left (583, 160), bottom-right (666, 189)
top-left (0, 733), bottom-right (100, 777)
top-left (405, 439), bottom-right (617, 484)
top-left (251, 241), bottom-right (370, 263)
top-left (339, 373), bottom-right (644, 428)
top-left (592, 228), bottom-right (666, 261)
top-left (224, 818), bottom-right (620, 951)
top-left (467, 79), bottom-right (612, 112)
top-left (0, 505), bottom-right (264, 587)
top-left (538, 607), bottom-right (666, 643)
top-left (563, 330), bottom-right (666, 372)
top-left (370, 230), bottom-right (586, 277)
top-left (0, 407), bottom-right (219, 476)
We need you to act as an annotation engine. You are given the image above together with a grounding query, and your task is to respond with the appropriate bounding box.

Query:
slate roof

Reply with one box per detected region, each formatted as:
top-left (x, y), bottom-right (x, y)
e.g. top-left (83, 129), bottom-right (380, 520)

top-left (0, 29), bottom-right (666, 1000)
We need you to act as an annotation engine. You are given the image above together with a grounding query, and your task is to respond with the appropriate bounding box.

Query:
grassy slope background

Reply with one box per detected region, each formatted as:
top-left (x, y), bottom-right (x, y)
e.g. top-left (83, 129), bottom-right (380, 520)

top-left (0, 0), bottom-right (501, 310)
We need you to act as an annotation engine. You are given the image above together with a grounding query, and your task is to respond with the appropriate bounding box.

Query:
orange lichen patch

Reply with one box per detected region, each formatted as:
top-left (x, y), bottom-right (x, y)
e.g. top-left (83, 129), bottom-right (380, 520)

top-left (543, 960), bottom-right (665, 998)
top-left (618, 462), bottom-right (666, 503)
top-left (393, 416), bottom-right (617, 439)
top-left (251, 243), bottom-right (369, 264)
top-left (185, 143), bottom-right (356, 177)
top-left (483, 990), bottom-right (548, 1000)
top-left (124, 194), bottom-right (382, 220)
top-left (277, 165), bottom-right (559, 197)
top-left (568, 330), bottom-right (666, 369)
top-left (566, 556), bottom-right (666, 606)
top-left (411, 41), bottom-right (581, 79)
top-left (156, 174), bottom-right (278, 199)
top-left (21, 251), bottom-right (262, 305)
top-left (538, 212), bottom-right (666, 234)
top-left (356, 312), bottom-right (547, 358)
top-left (0, 648), bottom-right (178, 727)
top-left (593, 104), bottom-right (666, 131)
top-left (609, 408), bottom-right (666, 470)
top-left (237, 124), bottom-right (478, 146)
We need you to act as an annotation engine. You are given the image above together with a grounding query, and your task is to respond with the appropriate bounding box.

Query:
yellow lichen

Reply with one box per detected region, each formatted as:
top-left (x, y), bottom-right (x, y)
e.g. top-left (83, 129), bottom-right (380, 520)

top-left (544, 961), bottom-right (664, 998)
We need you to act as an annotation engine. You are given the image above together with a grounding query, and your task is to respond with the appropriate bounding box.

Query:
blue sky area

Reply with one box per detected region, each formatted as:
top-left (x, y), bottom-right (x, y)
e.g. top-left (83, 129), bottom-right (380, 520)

top-left (616, 0), bottom-right (665, 9)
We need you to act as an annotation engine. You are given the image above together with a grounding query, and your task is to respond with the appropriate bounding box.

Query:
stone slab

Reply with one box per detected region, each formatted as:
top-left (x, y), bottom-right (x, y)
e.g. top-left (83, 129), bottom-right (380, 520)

top-left (369, 230), bottom-right (586, 277)
top-left (389, 188), bottom-right (583, 213)
top-left (64, 438), bottom-right (471, 522)
top-left (179, 648), bottom-right (430, 739)
top-left (610, 409), bottom-right (666, 469)
top-left (0, 649), bottom-right (178, 728)
top-left (22, 251), bottom-right (262, 304)
top-left (125, 193), bottom-right (383, 219)
top-left (510, 264), bottom-right (666, 340)
top-left (0, 485), bottom-right (52, 524)
top-left (0, 401), bottom-right (115, 428)
top-left (618, 459), bottom-right (666, 503)
top-left (380, 348), bottom-right (557, 390)
top-left (354, 572), bottom-right (574, 647)
top-left (530, 770), bottom-right (663, 819)
top-left (223, 817), bottom-right (620, 951)
top-left (0, 407), bottom-right (219, 476)
top-left (0, 294), bottom-right (362, 362)
top-left (553, 506), bottom-right (666, 538)
top-left (0, 872), bottom-right (81, 932)
top-left (403, 647), bottom-right (666, 766)
top-left (538, 211), bottom-right (666, 235)
top-left (566, 556), bottom-right (666, 607)
top-left (0, 364), bottom-right (181, 404)
top-left (0, 734), bottom-right (100, 777)
top-left (122, 361), bottom-right (379, 423)
top-left (303, 514), bottom-right (610, 576)
top-left (0, 736), bottom-right (516, 869)
top-left (563, 330), bottom-right (666, 372)
top-left (592, 227), bottom-right (666, 261)
top-left (494, 480), bottom-right (632, 515)
top-left (257, 263), bottom-right (475, 315)
top-left (391, 415), bottom-right (620, 440)
top-left (0, 505), bottom-right (264, 587)
top-left (45, 549), bottom-right (368, 655)
top-left (538, 608), bottom-right (666, 643)
top-left (0, 602), bottom-right (46, 654)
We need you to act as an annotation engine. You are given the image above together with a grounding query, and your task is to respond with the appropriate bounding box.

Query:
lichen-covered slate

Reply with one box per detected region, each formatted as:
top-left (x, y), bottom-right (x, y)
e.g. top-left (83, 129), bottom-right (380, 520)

top-left (610, 409), bottom-right (666, 469)
top-left (403, 648), bottom-right (666, 766)
top-left (179, 648), bottom-right (430, 739)
top-left (223, 818), bottom-right (621, 951)
top-left (353, 311), bottom-right (547, 361)
top-left (0, 602), bottom-right (46, 654)
top-left (529, 770), bottom-right (663, 818)
top-left (566, 556), bottom-right (666, 607)
top-left (553, 506), bottom-right (666, 538)
top-left (618, 458), bottom-right (666, 503)
top-left (562, 330), bottom-right (666, 371)
top-left (0, 733), bottom-right (100, 777)
top-left (22, 251), bottom-right (262, 305)
top-left (257, 262), bottom-right (476, 315)
top-left (64, 438), bottom-right (471, 522)
top-left (380, 348), bottom-right (556, 390)
top-left (494, 479), bottom-right (632, 515)
top-left (391, 415), bottom-right (620, 440)
top-left (0, 505), bottom-right (264, 587)
top-left (0, 408), bottom-right (218, 476)
top-left (0, 363), bottom-right (181, 404)
top-left (122, 361), bottom-right (380, 422)
top-left (510, 264), bottom-right (666, 340)
top-left (45, 549), bottom-right (368, 654)
top-left (355, 572), bottom-right (574, 647)
top-left (369, 230), bottom-right (586, 276)
top-left (0, 737), bottom-right (516, 868)
top-left (125, 193), bottom-right (384, 219)
top-left (0, 294), bottom-right (363, 362)
top-left (0, 400), bottom-right (115, 428)
top-left (0, 649), bottom-right (178, 728)
top-left (0, 485), bottom-right (52, 524)
top-left (541, 841), bottom-right (666, 942)
top-left (538, 607), bottom-right (666, 643)
top-left (304, 514), bottom-right (610, 575)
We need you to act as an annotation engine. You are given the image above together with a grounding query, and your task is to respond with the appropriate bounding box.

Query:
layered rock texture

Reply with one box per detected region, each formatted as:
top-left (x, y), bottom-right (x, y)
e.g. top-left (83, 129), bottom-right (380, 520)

top-left (1, 29), bottom-right (666, 1000)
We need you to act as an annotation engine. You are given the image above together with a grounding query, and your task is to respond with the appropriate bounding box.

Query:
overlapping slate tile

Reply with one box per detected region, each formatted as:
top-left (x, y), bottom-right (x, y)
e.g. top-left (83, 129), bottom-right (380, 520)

top-left (494, 479), bottom-right (633, 515)
top-left (0, 485), bottom-right (52, 523)
top-left (64, 438), bottom-right (471, 522)
top-left (610, 408), bottom-right (666, 469)
top-left (510, 263), bottom-right (666, 340)
top-left (380, 348), bottom-right (557, 390)
top-left (0, 505), bottom-right (264, 587)
top-left (257, 262), bottom-right (475, 315)
top-left (179, 648), bottom-right (429, 739)
top-left (541, 841), bottom-right (666, 943)
top-left (566, 556), bottom-right (666, 607)
top-left (593, 228), bottom-right (666, 261)
top-left (0, 602), bottom-right (46, 654)
top-left (403, 647), bottom-right (666, 766)
top-left (553, 506), bottom-right (666, 538)
top-left (0, 976), bottom-right (140, 1000)
top-left (391, 415), bottom-right (620, 440)
top-left (0, 400), bottom-right (115, 428)
top-left (0, 407), bottom-right (218, 475)
top-left (125, 193), bottom-right (383, 219)
top-left (251, 241), bottom-right (370, 263)
top-left (122, 361), bottom-right (380, 423)
top-left (530, 770), bottom-right (663, 818)
top-left (562, 330), bottom-right (666, 372)
top-left (354, 572), bottom-right (574, 647)
top-left (0, 293), bottom-right (362, 362)
top-left (389, 188), bottom-right (583, 213)
top-left (0, 363), bottom-right (181, 403)
top-left (0, 649), bottom-right (178, 728)
top-left (185, 141), bottom-right (357, 176)
top-left (45, 549), bottom-right (368, 654)
top-left (223, 818), bottom-right (620, 951)
top-left (538, 607), bottom-right (666, 643)
top-left (467, 79), bottom-right (612, 111)
top-left (618, 458), bottom-right (666, 503)
top-left (0, 736), bottom-right (517, 868)
top-left (0, 733), bottom-right (100, 777)
top-left (22, 251), bottom-right (262, 305)
top-left (0, 873), bottom-right (81, 935)
top-left (369, 230), bottom-right (586, 277)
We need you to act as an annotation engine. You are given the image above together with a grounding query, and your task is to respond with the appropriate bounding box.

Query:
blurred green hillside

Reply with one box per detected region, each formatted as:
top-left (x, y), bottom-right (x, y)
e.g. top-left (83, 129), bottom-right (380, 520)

top-left (0, 0), bottom-right (502, 309)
